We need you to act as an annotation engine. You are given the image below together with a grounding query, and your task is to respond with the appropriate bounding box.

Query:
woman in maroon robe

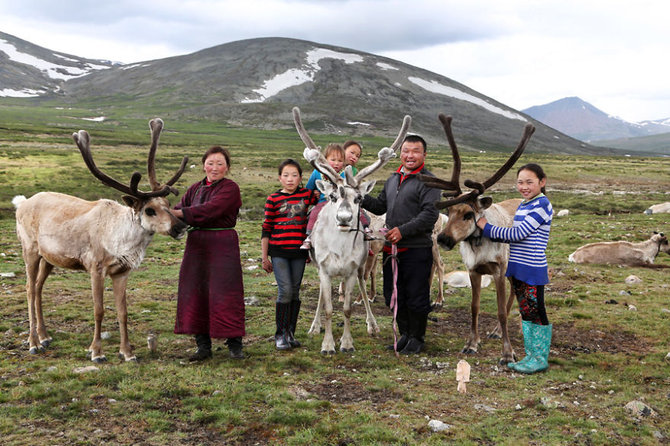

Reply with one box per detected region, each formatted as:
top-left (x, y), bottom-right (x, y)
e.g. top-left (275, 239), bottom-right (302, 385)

top-left (171, 146), bottom-right (245, 360)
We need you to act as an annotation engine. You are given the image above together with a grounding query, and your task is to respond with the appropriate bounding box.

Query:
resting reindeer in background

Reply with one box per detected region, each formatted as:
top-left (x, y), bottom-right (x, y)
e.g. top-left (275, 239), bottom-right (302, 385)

top-left (420, 114), bottom-right (535, 364)
top-left (293, 107), bottom-right (410, 354)
top-left (14, 119), bottom-right (188, 362)
top-left (569, 232), bottom-right (669, 266)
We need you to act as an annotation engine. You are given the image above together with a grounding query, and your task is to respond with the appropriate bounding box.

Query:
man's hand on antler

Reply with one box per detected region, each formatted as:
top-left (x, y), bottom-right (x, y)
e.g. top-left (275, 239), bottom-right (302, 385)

top-left (303, 147), bottom-right (320, 162)
top-left (377, 147), bottom-right (395, 162)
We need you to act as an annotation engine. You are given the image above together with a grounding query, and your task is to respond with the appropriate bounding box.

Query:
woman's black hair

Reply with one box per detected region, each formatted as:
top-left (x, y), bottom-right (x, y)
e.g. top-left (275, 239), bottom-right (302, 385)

top-left (201, 146), bottom-right (231, 166)
top-left (278, 158), bottom-right (302, 176)
top-left (517, 163), bottom-right (547, 194)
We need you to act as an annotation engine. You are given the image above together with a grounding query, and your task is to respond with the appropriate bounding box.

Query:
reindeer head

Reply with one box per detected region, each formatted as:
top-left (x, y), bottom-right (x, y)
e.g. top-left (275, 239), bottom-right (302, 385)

top-left (419, 114), bottom-right (535, 250)
top-left (652, 232), bottom-right (670, 255)
top-left (72, 119), bottom-right (190, 239)
top-left (293, 107), bottom-right (410, 231)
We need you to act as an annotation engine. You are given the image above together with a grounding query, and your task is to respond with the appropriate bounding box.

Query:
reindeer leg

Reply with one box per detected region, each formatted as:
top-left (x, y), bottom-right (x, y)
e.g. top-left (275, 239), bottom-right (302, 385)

top-left (358, 271), bottom-right (379, 335)
top-left (318, 272), bottom-right (336, 355)
top-left (34, 259), bottom-right (54, 348)
top-left (462, 272), bottom-right (482, 354)
top-left (340, 275), bottom-right (357, 352)
top-left (88, 270), bottom-right (107, 363)
top-left (23, 253), bottom-right (43, 355)
top-left (368, 255), bottom-right (378, 303)
top-left (112, 272), bottom-right (136, 362)
top-left (338, 281), bottom-right (345, 303)
top-left (492, 273), bottom-right (515, 365)
top-left (309, 285), bottom-right (323, 335)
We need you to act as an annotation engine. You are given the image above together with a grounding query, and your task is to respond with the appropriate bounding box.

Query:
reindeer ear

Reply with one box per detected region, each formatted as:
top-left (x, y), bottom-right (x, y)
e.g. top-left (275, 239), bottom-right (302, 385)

top-left (315, 179), bottom-right (334, 196)
top-left (361, 180), bottom-right (376, 195)
top-left (122, 195), bottom-right (140, 208)
top-left (479, 197), bottom-right (493, 210)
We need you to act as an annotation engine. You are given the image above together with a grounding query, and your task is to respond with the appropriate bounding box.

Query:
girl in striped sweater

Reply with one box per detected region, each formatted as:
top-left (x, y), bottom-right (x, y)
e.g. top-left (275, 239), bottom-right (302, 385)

top-left (476, 163), bottom-right (553, 374)
top-left (262, 159), bottom-right (318, 350)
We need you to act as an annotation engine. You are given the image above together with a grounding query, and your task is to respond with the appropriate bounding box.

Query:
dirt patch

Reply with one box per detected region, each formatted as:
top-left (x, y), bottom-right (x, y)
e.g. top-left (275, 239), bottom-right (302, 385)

top-left (431, 306), bottom-right (649, 356)
top-left (303, 374), bottom-right (401, 405)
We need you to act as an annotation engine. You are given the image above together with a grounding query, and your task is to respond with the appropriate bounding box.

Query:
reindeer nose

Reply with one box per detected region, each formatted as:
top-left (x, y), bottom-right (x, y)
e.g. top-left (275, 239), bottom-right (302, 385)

top-left (437, 233), bottom-right (455, 250)
top-left (336, 203), bottom-right (354, 227)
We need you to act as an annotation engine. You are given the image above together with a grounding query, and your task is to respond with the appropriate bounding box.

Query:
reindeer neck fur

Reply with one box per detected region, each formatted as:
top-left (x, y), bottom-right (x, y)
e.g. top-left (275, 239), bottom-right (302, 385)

top-left (95, 200), bottom-right (153, 271)
top-left (311, 199), bottom-right (368, 278)
top-left (459, 202), bottom-right (513, 272)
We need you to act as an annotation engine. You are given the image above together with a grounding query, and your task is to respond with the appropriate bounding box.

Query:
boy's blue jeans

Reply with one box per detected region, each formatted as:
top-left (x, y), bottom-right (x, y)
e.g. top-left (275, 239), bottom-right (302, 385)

top-left (272, 257), bottom-right (307, 304)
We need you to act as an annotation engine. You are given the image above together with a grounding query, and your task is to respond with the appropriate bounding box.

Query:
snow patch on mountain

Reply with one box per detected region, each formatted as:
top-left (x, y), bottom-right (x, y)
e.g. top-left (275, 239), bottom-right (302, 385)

top-left (0, 39), bottom-right (110, 82)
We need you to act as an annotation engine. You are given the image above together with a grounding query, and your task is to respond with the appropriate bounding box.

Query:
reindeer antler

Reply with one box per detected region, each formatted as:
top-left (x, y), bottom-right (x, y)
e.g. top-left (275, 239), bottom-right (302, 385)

top-left (420, 115), bottom-right (535, 209)
top-left (73, 119), bottom-right (189, 199)
top-left (347, 114), bottom-right (411, 187)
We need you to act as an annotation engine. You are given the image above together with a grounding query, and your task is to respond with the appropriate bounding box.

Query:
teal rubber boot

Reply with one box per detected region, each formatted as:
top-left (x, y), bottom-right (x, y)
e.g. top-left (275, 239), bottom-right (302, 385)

top-left (511, 323), bottom-right (552, 374)
top-left (507, 320), bottom-right (534, 370)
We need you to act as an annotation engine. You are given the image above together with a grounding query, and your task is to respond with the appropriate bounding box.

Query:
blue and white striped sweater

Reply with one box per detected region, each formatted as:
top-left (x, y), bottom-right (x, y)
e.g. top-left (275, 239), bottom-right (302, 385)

top-left (482, 195), bottom-right (553, 285)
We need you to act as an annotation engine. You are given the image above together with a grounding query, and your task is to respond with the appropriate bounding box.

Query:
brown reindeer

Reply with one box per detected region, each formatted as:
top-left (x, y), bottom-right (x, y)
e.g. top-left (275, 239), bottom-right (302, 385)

top-left (419, 114), bottom-right (535, 364)
top-left (14, 119), bottom-right (188, 362)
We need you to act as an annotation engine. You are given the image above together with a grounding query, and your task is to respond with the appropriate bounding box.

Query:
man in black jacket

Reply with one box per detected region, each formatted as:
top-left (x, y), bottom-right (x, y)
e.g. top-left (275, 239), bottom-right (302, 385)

top-left (362, 134), bottom-right (440, 354)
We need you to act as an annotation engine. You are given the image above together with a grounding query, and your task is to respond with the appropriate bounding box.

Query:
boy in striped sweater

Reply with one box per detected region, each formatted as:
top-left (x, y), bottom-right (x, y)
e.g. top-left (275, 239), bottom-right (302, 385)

top-left (476, 163), bottom-right (554, 374)
top-left (262, 159), bottom-right (318, 350)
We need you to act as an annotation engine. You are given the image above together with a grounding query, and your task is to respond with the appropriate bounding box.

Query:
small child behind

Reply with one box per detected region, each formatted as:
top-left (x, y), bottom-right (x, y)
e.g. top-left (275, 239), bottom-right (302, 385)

top-left (300, 143), bottom-right (346, 250)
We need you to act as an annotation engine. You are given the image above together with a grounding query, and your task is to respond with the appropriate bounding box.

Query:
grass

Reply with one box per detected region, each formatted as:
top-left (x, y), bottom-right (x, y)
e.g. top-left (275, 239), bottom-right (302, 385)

top-left (0, 104), bottom-right (669, 445)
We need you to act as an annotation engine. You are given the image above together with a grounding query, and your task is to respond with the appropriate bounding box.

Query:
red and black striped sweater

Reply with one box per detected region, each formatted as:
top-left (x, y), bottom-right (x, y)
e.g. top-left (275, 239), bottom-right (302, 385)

top-left (262, 187), bottom-right (318, 258)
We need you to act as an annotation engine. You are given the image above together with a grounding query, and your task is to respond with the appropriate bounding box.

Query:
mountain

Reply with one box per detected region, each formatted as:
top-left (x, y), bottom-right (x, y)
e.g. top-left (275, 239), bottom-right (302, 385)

top-left (0, 31), bottom-right (115, 97)
top-left (522, 97), bottom-right (670, 143)
top-left (0, 32), bottom-right (630, 155)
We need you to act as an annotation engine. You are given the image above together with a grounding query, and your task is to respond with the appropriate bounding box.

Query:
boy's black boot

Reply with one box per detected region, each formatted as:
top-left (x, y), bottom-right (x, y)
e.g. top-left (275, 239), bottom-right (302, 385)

top-left (287, 300), bottom-right (302, 348)
top-left (275, 302), bottom-right (292, 351)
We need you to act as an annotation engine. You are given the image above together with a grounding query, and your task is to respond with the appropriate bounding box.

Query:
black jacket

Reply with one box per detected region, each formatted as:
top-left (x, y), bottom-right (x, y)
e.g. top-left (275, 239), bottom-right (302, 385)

top-left (362, 166), bottom-right (440, 248)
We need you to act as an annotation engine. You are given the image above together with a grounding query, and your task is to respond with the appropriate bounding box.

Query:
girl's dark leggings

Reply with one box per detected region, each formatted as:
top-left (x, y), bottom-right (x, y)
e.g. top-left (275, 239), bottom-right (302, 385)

top-left (512, 278), bottom-right (549, 325)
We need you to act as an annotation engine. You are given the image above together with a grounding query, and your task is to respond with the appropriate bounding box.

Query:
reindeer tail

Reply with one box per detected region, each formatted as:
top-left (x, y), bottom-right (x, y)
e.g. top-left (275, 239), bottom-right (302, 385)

top-left (12, 195), bottom-right (27, 209)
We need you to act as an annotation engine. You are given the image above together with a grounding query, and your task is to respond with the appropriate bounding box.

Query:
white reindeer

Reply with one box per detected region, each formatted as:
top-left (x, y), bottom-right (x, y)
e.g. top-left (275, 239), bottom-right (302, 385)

top-left (14, 119), bottom-right (188, 362)
top-left (644, 202), bottom-right (670, 215)
top-left (419, 114), bottom-right (535, 365)
top-left (568, 232), bottom-right (669, 266)
top-left (292, 107), bottom-right (410, 354)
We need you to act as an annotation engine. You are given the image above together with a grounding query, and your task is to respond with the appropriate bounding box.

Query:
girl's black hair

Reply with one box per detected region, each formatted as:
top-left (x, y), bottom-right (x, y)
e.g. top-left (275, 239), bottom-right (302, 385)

top-left (517, 163), bottom-right (547, 194)
top-left (278, 158), bottom-right (302, 176)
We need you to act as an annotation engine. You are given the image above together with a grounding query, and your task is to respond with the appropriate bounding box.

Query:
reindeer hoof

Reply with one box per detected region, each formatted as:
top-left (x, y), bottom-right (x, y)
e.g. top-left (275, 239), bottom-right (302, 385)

top-left (29, 346), bottom-right (44, 355)
top-left (487, 332), bottom-right (502, 340)
top-left (92, 356), bottom-right (108, 363)
top-left (321, 349), bottom-right (336, 355)
top-left (353, 300), bottom-right (362, 306)
top-left (461, 347), bottom-right (478, 354)
top-left (340, 347), bottom-right (355, 353)
top-left (119, 353), bottom-right (138, 362)
top-left (499, 356), bottom-right (515, 366)
top-left (40, 338), bottom-right (52, 348)
top-left (431, 302), bottom-right (443, 310)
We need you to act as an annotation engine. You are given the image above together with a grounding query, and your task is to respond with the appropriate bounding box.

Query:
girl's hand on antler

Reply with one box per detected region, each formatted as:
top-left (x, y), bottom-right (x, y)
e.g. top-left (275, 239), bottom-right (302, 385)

top-left (476, 217), bottom-right (487, 230)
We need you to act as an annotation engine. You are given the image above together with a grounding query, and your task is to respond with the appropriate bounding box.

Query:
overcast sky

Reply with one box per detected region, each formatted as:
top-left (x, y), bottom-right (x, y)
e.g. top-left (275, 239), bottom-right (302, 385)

top-left (1, 0), bottom-right (668, 122)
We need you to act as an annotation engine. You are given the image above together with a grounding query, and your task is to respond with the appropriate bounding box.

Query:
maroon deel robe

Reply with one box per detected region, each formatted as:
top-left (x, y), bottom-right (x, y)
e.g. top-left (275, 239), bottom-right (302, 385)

top-left (174, 178), bottom-right (245, 338)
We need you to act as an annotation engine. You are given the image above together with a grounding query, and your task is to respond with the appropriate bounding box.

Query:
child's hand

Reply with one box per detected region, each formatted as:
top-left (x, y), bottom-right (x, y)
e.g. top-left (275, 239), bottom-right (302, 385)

top-left (262, 258), bottom-right (273, 273)
top-left (476, 217), bottom-right (487, 229)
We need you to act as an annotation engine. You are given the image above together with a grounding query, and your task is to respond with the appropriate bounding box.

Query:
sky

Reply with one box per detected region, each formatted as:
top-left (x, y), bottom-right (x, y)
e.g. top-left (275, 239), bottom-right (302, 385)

top-left (1, 0), bottom-right (668, 122)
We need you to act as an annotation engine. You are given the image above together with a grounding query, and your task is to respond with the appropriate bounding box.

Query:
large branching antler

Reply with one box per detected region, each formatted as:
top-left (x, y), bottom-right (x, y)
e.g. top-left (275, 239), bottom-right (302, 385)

top-left (145, 118), bottom-right (189, 195)
top-left (73, 119), bottom-right (188, 199)
top-left (419, 115), bottom-right (535, 209)
top-left (346, 114), bottom-right (411, 188)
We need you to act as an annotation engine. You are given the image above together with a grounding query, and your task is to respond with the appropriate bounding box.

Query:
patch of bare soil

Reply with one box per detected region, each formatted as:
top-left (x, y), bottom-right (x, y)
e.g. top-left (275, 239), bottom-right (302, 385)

top-left (431, 307), bottom-right (649, 356)
top-left (303, 373), bottom-right (401, 405)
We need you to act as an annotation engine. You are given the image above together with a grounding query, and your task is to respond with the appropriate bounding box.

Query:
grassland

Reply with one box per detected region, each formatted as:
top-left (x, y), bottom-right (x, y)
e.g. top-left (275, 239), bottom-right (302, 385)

top-left (0, 104), bottom-right (669, 445)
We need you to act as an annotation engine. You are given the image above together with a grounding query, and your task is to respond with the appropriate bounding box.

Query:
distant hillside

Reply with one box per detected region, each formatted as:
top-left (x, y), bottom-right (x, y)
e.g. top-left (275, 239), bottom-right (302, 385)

top-left (0, 32), bottom-right (632, 155)
top-left (594, 132), bottom-right (670, 156)
top-left (0, 31), bottom-right (115, 97)
top-left (522, 97), bottom-right (670, 143)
